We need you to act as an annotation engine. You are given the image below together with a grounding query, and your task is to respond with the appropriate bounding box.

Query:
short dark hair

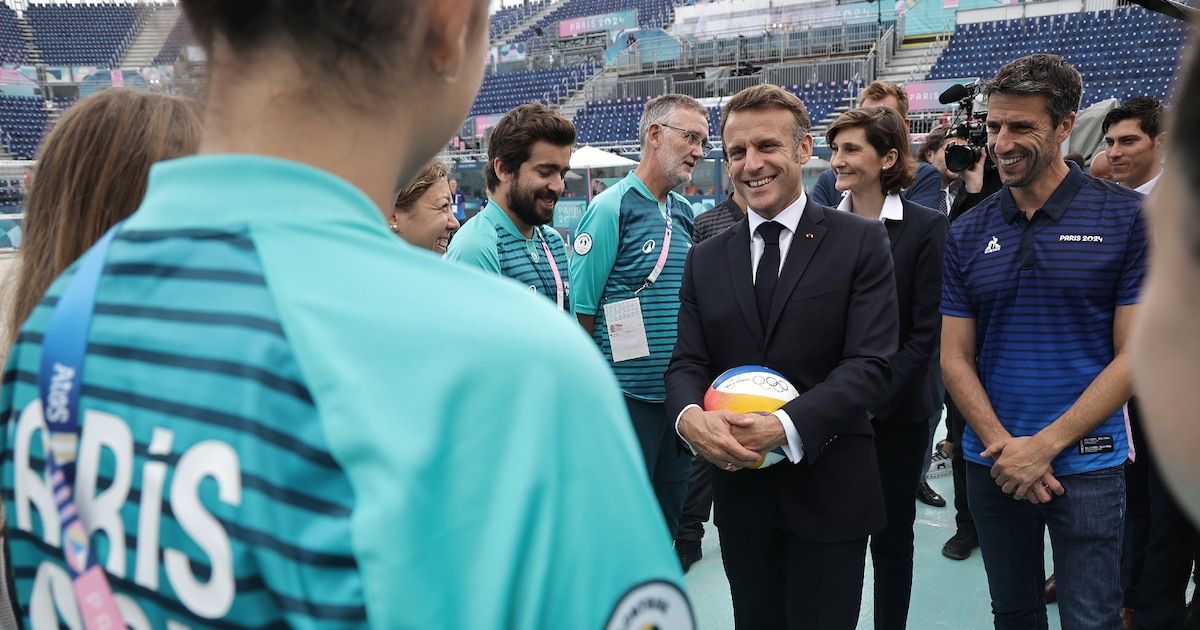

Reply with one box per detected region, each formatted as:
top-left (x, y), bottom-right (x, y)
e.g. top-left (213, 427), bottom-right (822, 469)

top-left (826, 106), bottom-right (916, 196)
top-left (1102, 96), bottom-right (1165, 138)
top-left (485, 102), bottom-right (576, 191)
top-left (858, 81), bottom-right (910, 118)
top-left (984, 54), bottom-right (1082, 128)
top-left (719, 84), bottom-right (810, 157)
top-left (180, 0), bottom-right (420, 108)
top-left (917, 124), bottom-right (952, 163)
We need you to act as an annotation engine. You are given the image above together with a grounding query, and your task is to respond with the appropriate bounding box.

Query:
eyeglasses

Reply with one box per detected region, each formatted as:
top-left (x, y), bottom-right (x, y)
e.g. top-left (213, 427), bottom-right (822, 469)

top-left (660, 123), bottom-right (715, 156)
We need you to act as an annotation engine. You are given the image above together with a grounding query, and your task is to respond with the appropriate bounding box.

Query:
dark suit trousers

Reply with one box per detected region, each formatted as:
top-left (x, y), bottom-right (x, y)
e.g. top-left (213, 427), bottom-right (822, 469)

top-left (1135, 433), bottom-right (1199, 628)
top-left (675, 455), bottom-right (713, 545)
top-left (625, 396), bottom-right (691, 538)
top-left (1122, 398), bottom-right (1151, 609)
top-left (719, 525), bottom-right (867, 629)
top-left (870, 418), bottom-right (930, 630)
top-left (946, 395), bottom-right (976, 536)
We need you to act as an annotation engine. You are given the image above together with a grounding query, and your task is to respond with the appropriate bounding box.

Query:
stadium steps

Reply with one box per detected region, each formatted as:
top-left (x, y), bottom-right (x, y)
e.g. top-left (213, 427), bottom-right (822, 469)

top-left (877, 41), bottom-right (949, 86)
top-left (120, 5), bottom-right (180, 70)
top-left (494, 0), bottom-right (563, 45)
top-left (14, 14), bottom-right (42, 65)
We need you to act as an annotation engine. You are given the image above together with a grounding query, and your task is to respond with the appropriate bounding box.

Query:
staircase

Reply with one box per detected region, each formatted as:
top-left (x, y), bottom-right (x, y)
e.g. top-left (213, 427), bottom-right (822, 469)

top-left (119, 5), bottom-right (181, 69)
top-left (15, 14), bottom-right (42, 66)
top-left (810, 39), bottom-right (949, 137)
top-left (493, 0), bottom-right (561, 45)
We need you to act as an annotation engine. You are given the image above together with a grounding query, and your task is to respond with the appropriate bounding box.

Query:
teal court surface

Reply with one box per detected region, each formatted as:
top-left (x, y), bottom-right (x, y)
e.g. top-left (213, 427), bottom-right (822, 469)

top-left (682, 468), bottom-right (1063, 629)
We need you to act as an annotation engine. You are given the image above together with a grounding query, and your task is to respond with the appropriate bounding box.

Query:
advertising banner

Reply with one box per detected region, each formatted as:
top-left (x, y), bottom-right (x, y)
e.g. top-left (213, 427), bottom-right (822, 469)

top-left (559, 10), bottom-right (638, 38)
top-left (905, 78), bottom-right (980, 111)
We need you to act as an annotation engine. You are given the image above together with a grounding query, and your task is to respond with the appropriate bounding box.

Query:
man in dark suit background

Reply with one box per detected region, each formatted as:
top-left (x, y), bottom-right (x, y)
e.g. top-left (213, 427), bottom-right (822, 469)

top-left (666, 84), bottom-right (900, 629)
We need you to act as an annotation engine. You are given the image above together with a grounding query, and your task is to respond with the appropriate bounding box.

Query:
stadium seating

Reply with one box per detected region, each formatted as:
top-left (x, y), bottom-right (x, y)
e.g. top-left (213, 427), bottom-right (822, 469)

top-left (490, 0), bottom-right (550, 41)
top-left (927, 7), bottom-right (1186, 106)
top-left (0, 3), bottom-right (28, 65)
top-left (28, 2), bottom-right (146, 66)
top-left (0, 95), bottom-right (48, 160)
top-left (153, 10), bottom-right (194, 65)
top-left (508, 0), bottom-right (682, 46)
top-left (470, 63), bottom-right (600, 116)
top-left (572, 80), bottom-right (859, 146)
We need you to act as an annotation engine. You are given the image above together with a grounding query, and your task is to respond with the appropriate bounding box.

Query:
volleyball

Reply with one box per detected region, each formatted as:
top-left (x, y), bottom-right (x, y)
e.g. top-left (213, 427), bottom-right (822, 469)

top-left (703, 366), bottom-right (798, 469)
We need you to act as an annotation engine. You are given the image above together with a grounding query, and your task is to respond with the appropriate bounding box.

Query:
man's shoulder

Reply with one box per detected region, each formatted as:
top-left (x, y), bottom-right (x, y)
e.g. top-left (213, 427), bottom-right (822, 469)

top-left (1077, 174), bottom-right (1145, 209)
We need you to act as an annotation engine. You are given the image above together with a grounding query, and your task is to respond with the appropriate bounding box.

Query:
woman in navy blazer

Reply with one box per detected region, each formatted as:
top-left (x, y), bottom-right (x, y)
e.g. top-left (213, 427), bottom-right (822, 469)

top-left (827, 106), bottom-right (949, 630)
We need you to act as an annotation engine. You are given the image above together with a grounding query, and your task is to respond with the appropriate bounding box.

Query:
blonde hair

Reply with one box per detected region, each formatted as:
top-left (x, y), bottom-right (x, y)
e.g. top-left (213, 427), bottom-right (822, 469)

top-left (8, 88), bottom-right (204, 346)
top-left (395, 159), bottom-right (451, 212)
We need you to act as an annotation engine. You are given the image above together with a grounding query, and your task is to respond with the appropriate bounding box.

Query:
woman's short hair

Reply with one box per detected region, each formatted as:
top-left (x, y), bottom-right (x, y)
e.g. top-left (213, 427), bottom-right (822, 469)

top-left (395, 159), bottom-right (451, 212)
top-left (827, 106), bottom-right (916, 196)
top-left (8, 88), bottom-right (204, 345)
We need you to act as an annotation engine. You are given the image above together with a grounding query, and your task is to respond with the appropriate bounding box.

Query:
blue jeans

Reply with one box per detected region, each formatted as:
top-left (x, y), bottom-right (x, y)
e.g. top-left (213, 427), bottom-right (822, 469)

top-left (966, 462), bottom-right (1125, 630)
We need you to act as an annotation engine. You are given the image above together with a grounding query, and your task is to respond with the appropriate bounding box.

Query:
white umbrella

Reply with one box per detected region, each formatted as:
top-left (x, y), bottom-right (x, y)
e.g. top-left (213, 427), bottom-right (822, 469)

top-left (571, 146), bottom-right (639, 201)
top-left (570, 145), bottom-right (639, 169)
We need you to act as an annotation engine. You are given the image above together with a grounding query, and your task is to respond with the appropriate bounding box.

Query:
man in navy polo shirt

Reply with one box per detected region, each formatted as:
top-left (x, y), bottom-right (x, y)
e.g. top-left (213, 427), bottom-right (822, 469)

top-left (941, 53), bottom-right (1147, 630)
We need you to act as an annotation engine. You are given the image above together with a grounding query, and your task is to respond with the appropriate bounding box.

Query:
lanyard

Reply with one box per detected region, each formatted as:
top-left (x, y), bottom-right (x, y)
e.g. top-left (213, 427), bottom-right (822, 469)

top-left (38, 223), bottom-right (125, 630)
top-left (537, 229), bottom-right (565, 310)
top-left (635, 196), bottom-right (674, 295)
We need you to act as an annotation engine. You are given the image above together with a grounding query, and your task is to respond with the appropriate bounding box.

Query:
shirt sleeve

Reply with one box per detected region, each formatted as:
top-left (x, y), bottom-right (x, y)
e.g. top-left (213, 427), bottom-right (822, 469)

top-left (445, 219), bottom-right (502, 274)
top-left (1116, 204), bottom-right (1148, 306)
top-left (902, 162), bottom-right (942, 210)
top-left (569, 190), bottom-right (621, 317)
top-left (810, 169), bottom-right (840, 207)
top-left (941, 221), bottom-right (975, 318)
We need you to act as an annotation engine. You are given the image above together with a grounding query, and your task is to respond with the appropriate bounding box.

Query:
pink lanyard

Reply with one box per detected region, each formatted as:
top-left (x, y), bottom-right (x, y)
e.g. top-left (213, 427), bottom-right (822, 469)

top-left (635, 197), bottom-right (674, 295)
top-left (538, 230), bottom-right (565, 309)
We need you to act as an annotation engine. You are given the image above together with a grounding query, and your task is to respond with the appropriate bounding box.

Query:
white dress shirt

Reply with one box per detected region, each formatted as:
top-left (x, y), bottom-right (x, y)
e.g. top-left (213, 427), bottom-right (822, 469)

top-left (836, 191), bottom-right (905, 222)
top-left (1133, 171), bottom-right (1162, 194)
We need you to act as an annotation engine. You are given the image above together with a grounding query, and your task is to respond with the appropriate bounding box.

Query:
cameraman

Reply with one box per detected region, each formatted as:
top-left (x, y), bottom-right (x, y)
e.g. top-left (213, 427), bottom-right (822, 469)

top-left (936, 128), bottom-right (1002, 562)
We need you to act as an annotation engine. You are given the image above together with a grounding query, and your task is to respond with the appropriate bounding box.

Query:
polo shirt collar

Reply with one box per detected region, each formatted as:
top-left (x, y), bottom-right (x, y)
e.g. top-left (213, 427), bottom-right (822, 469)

top-left (483, 198), bottom-right (532, 241)
top-left (999, 162), bottom-right (1085, 224)
top-left (135, 154), bottom-right (383, 232)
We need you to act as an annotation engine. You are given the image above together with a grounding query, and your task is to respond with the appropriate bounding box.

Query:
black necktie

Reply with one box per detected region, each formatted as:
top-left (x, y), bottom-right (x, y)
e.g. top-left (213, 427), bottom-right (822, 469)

top-left (939, 189), bottom-right (949, 215)
top-left (755, 221), bottom-right (783, 330)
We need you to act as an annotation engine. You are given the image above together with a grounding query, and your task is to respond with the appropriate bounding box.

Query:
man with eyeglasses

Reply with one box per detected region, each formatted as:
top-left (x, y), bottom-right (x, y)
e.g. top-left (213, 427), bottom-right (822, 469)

top-left (571, 93), bottom-right (706, 540)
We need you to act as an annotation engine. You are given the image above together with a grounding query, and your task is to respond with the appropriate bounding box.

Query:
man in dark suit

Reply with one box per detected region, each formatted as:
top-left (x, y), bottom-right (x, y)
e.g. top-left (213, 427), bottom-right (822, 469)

top-left (666, 84), bottom-right (899, 629)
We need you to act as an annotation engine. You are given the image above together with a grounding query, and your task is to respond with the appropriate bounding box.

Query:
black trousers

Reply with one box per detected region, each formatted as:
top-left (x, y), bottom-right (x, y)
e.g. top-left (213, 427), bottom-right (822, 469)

top-left (1122, 398), bottom-right (1151, 609)
top-left (720, 525), bottom-right (867, 630)
top-left (870, 418), bottom-right (930, 630)
top-left (1135, 415), bottom-right (1199, 629)
top-left (945, 394), bottom-right (976, 537)
top-left (675, 454), bottom-right (714, 546)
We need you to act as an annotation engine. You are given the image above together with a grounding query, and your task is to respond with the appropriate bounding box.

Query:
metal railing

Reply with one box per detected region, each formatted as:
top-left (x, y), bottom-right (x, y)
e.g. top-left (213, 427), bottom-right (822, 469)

top-left (582, 55), bottom-right (874, 103)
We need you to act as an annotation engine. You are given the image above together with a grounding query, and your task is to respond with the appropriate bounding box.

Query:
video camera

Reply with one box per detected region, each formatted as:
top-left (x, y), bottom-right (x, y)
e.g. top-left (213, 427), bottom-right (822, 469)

top-left (938, 81), bottom-right (990, 173)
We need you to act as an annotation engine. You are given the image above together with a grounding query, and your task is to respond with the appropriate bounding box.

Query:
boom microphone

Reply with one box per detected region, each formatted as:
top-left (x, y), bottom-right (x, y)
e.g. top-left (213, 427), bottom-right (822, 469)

top-left (939, 83), bottom-right (972, 105)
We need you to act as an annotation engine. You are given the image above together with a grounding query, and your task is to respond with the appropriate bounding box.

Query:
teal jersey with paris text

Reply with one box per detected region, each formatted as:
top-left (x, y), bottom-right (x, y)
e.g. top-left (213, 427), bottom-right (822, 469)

top-left (0, 155), bottom-right (694, 629)
top-left (569, 171), bottom-right (694, 402)
top-left (446, 199), bottom-right (569, 310)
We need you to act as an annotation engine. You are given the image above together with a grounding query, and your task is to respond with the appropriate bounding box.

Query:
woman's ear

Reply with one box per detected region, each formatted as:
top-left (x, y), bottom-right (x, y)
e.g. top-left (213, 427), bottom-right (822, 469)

top-left (424, 0), bottom-right (482, 84)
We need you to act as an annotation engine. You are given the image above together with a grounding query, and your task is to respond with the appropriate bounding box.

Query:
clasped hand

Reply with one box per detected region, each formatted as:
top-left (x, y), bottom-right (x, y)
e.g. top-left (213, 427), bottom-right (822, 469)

top-left (982, 435), bottom-right (1065, 504)
top-left (679, 408), bottom-right (784, 472)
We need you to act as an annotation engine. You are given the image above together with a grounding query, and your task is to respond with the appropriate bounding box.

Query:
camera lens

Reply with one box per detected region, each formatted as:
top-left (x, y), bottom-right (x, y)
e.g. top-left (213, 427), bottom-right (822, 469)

top-left (946, 144), bottom-right (982, 173)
